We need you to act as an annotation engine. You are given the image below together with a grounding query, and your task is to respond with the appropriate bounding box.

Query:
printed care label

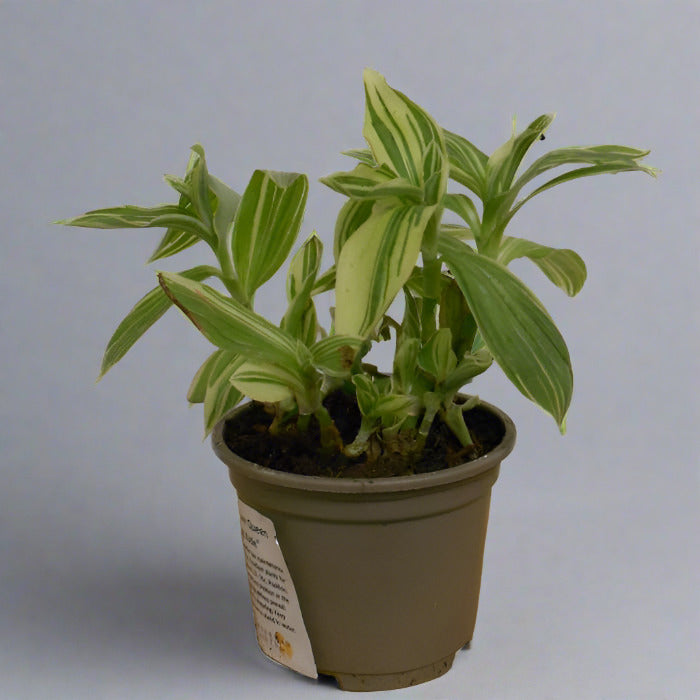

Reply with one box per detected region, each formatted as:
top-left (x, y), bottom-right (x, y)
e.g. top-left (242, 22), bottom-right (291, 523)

top-left (237, 499), bottom-right (317, 679)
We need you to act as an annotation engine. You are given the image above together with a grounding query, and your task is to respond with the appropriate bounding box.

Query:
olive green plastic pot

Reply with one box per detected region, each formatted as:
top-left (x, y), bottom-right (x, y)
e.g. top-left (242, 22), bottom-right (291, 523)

top-left (212, 399), bottom-right (516, 691)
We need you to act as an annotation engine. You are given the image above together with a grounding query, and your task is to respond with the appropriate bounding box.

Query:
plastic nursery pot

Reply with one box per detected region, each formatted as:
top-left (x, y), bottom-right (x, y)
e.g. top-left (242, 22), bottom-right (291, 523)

top-left (212, 399), bottom-right (516, 692)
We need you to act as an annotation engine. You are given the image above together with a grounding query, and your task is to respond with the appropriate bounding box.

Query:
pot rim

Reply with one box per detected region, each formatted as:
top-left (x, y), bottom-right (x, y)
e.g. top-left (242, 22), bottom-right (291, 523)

top-left (211, 397), bottom-right (516, 495)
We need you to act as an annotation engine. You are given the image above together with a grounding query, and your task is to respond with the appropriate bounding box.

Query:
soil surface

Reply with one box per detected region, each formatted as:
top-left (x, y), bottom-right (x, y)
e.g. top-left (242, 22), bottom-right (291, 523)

top-left (222, 390), bottom-right (505, 479)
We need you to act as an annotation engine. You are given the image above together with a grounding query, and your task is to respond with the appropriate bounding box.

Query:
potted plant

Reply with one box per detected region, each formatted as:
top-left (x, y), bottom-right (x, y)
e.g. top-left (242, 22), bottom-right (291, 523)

top-left (59, 69), bottom-right (655, 691)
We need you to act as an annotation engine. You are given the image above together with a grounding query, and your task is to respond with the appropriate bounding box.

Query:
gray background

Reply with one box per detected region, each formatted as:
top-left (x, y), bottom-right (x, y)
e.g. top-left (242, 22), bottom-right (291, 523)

top-left (2, 1), bottom-right (698, 698)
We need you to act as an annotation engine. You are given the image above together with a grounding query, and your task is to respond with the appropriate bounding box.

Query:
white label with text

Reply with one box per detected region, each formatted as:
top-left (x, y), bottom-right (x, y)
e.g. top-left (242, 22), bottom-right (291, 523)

top-left (237, 499), bottom-right (317, 679)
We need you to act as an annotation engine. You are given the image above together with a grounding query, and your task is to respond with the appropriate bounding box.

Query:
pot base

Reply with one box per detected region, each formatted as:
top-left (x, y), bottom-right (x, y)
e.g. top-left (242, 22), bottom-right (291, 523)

top-left (329, 652), bottom-right (456, 692)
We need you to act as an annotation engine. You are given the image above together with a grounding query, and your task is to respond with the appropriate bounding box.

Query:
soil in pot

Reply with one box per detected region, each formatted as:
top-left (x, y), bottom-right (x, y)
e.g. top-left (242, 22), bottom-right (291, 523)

top-left (222, 389), bottom-right (505, 479)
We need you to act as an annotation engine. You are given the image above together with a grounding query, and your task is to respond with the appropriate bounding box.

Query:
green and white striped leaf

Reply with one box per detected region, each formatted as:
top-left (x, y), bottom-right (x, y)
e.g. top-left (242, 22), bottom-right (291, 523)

top-left (283, 233), bottom-right (322, 340)
top-left (498, 237), bottom-right (587, 297)
top-left (393, 337), bottom-right (420, 392)
top-left (229, 360), bottom-right (297, 403)
top-left (444, 129), bottom-right (488, 197)
top-left (513, 144), bottom-right (653, 195)
top-left (157, 272), bottom-right (302, 371)
top-left (341, 148), bottom-right (376, 166)
top-left (287, 233), bottom-right (323, 301)
top-left (333, 199), bottom-right (374, 260)
top-left (208, 173), bottom-right (241, 241)
top-left (188, 349), bottom-right (229, 403)
top-left (320, 163), bottom-right (424, 202)
top-left (443, 349), bottom-right (493, 392)
top-left (232, 169), bottom-right (308, 300)
top-left (362, 69), bottom-right (448, 201)
top-left (99, 265), bottom-right (220, 378)
top-left (439, 278), bottom-right (476, 358)
top-left (335, 204), bottom-right (434, 337)
top-left (57, 205), bottom-right (215, 247)
top-left (443, 193), bottom-right (481, 239)
top-left (203, 369), bottom-right (244, 436)
top-left (509, 160), bottom-right (659, 219)
top-left (187, 349), bottom-right (244, 435)
top-left (418, 328), bottom-right (457, 383)
top-left (187, 145), bottom-right (213, 229)
top-left (312, 266), bottom-right (336, 295)
top-left (310, 335), bottom-right (364, 377)
top-left (486, 114), bottom-right (554, 197)
top-left (147, 227), bottom-right (201, 263)
top-left (439, 235), bottom-right (573, 430)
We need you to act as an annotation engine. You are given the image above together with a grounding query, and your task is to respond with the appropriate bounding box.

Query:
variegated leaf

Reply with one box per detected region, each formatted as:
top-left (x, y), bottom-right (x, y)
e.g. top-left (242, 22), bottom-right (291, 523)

top-left (417, 329), bottom-right (457, 383)
top-left (341, 148), bottom-right (377, 166)
top-left (362, 69), bottom-right (448, 202)
top-left (320, 163), bottom-right (423, 202)
top-left (310, 335), bottom-right (364, 377)
top-left (99, 265), bottom-right (220, 378)
top-left (157, 272), bottom-right (302, 371)
top-left (335, 204), bottom-right (434, 337)
top-left (232, 170), bottom-right (308, 300)
top-left (444, 129), bottom-right (488, 197)
top-left (187, 144), bottom-right (213, 228)
top-left (148, 227), bottom-right (201, 263)
top-left (513, 144), bottom-right (653, 194)
top-left (200, 351), bottom-right (244, 435)
top-left (442, 193), bottom-right (481, 240)
top-left (56, 205), bottom-right (214, 246)
top-left (485, 114), bottom-right (554, 197)
top-left (230, 360), bottom-right (297, 403)
top-left (508, 160), bottom-right (659, 219)
top-left (283, 233), bottom-right (322, 339)
top-left (333, 199), bottom-right (374, 261)
top-left (498, 237), bottom-right (587, 297)
top-left (443, 349), bottom-right (493, 392)
top-left (208, 173), bottom-right (241, 241)
top-left (439, 235), bottom-right (573, 430)
top-left (188, 349), bottom-right (228, 404)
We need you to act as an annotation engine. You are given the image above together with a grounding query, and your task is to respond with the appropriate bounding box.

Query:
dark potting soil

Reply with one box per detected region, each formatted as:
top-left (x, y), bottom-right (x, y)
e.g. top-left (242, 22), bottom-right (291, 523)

top-left (222, 390), bottom-right (505, 479)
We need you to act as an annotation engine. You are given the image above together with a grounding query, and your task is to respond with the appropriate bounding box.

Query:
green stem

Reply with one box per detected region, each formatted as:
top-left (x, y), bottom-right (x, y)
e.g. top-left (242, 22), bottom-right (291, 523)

top-left (420, 207), bottom-right (444, 341)
top-left (314, 404), bottom-right (343, 451)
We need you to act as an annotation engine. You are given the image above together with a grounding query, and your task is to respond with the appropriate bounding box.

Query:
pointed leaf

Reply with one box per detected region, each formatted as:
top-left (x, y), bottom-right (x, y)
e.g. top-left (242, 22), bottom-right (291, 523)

top-left (443, 349), bottom-right (493, 392)
top-left (282, 233), bottom-right (322, 339)
top-left (157, 272), bottom-right (302, 371)
top-left (439, 235), bottom-right (573, 429)
top-left (99, 265), bottom-right (220, 378)
top-left (444, 129), bottom-right (488, 197)
top-left (333, 199), bottom-right (374, 260)
top-left (187, 145), bottom-right (213, 228)
top-left (230, 360), bottom-right (297, 403)
top-left (443, 193), bottom-right (481, 239)
top-left (208, 174), bottom-right (241, 241)
top-left (486, 114), bottom-right (554, 196)
top-left (310, 335), bottom-right (363, 377)
top-left (498, 237), bottom-right (587, 296)
top-left (510, 161), bottom-right (658, 219)
top-left (342, 148), bottom-right (376, 166)
top-left (418, 329), bottom-right (457, 383)
top-left (362, 69), bottom-right (447, 199)
top-left (148, 228), bottom-right (201, 263)
top-left (188, 349), bottom-right (229, 404)
top-left (57, 205), bottom-right (215, 246)
top-left (232, 170), bottom-right (308, 299)
top-left (199, 351), bottom-right (244, 435)
top-left (335, 204), bottom-right (434, 336)
top-left (320, 163), bottom-right (424, 202)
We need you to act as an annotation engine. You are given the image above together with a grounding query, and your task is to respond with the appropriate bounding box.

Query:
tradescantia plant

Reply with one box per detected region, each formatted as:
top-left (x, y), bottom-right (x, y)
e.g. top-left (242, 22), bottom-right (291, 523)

top-left (59, 69), bottom-right (655, 460)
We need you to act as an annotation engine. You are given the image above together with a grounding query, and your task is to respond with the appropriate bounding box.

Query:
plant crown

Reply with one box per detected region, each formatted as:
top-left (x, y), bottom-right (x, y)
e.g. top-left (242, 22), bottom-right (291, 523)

top-left (59, 69), bottom-right (656, 457)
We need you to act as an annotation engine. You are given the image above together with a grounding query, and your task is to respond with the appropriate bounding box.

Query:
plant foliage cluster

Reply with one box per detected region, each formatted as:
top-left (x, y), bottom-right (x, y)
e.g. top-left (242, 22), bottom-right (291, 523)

top-left (60, 69), bottom-right (655, 458)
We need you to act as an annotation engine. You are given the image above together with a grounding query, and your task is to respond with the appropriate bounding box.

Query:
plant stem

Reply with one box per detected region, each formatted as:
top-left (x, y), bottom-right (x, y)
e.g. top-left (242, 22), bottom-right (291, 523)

top-left (314, 404), bottom-right (343, 451)
top-left (420, 207), bottom-right (444, 341)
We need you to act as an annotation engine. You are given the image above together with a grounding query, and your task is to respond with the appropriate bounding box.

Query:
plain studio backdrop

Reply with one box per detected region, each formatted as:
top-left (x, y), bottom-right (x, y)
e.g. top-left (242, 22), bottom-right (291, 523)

top-left (1, 2), bottom-right (698, 699)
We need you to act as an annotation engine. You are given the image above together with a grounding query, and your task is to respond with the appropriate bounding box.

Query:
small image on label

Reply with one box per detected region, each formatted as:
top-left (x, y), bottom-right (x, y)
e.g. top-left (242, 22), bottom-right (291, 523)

top-left (237, 499), bottom-right (317, 679)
